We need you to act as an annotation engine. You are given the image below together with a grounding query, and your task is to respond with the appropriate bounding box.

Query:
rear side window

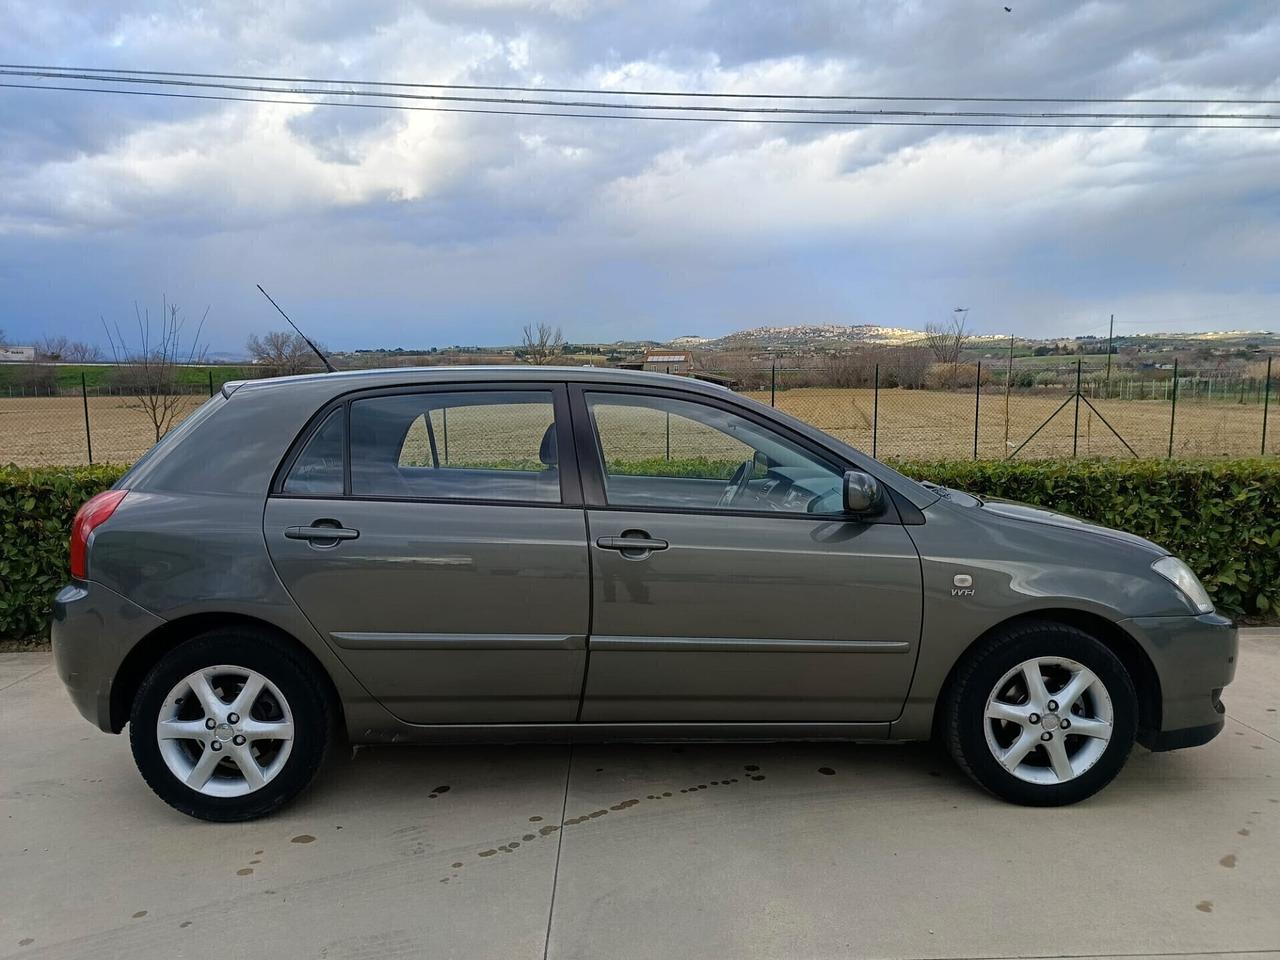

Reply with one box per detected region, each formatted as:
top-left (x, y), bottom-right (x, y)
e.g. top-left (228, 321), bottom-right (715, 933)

top-left (349, 390), bottom-right (560, 502)
top-left (281, 409), bottom-right (345, 495)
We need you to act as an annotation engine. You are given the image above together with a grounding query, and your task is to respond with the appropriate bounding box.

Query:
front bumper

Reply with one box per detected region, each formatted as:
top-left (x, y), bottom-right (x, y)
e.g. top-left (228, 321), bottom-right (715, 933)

top-left (50, 580), bottom-right (166, 732)
top-left (1119, 612), bottom-right (1237, 752)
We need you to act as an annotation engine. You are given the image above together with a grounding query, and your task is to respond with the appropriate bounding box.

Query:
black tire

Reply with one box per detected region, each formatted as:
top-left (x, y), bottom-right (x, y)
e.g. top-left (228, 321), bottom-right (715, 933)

top-left (943, 620), bottom-right (1138, 806)
top-left (129, 627), bottom-right (332, 822)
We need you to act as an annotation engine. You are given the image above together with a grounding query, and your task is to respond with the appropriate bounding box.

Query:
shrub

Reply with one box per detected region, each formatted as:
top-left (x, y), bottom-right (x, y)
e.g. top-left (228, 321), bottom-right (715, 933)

top-left (2, 458), bottom-right (1276, 642)
top-left (0, 465), bottom-right (126, 641)
top-left (11, 363), bottom-right (59, 394)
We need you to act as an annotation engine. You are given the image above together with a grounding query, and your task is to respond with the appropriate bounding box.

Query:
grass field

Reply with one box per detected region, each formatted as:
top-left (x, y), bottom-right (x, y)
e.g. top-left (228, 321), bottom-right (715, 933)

top-left (1, 386), bottom-right (1277, 467)
top-left (0, 364), bottom-right (255, 392)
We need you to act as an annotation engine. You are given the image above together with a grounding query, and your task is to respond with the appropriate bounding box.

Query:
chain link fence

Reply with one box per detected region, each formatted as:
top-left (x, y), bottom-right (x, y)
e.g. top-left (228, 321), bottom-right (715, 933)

top-left (717, 353), bottom-right (1278, 462)
top-left (0, 369), bottom-right (237, 466)
top-left (1, 357), bottom-right (1277, 466)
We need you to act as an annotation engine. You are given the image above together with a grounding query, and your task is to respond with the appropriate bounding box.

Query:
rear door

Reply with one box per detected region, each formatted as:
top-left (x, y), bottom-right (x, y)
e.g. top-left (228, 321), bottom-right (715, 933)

top-left (264, 383), bottom-right (589, 724)
top-left (572, 385), bottom-right (923, 723)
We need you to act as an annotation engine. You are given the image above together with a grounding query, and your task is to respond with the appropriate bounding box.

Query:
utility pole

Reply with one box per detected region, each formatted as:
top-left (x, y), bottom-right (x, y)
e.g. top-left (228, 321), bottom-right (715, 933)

top-left (953, 307), bottom-right (970, 382)
top-left (1105, 314), bottom-right (1114, 392)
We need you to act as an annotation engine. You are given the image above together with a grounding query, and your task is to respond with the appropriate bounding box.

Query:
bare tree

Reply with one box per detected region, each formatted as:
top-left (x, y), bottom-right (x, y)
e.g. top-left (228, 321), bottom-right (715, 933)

top-left (103, 298), bottom-right (209, 443)
top-left (519, 322), bottom-right (565, 365)
top-left (824, 350), bottom-right (885, 389)
top-left (711, 350), bottom-right (771, 390)
top-left (14, 358), bottom-right (57, 393)
top-left (923, 314), bottom-right (969, 368)
top-left (246, 330), bottom-right (322, 375)
top-left (885, 345), bottom-right (932, 389)
top-left (37, 335), bottom-right (103, 362)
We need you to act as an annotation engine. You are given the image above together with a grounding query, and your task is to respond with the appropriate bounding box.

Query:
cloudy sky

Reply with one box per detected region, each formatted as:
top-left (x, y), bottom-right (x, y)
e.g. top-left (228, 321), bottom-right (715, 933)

top-left (1, 1), bottom-right (1278, 354)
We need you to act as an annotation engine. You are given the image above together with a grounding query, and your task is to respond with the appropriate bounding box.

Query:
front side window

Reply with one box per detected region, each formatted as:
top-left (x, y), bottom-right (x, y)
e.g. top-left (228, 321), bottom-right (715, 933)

top-left (585, 392), bottom-right (845, 514)
top-left (349, 390), bottom-right (560, 502)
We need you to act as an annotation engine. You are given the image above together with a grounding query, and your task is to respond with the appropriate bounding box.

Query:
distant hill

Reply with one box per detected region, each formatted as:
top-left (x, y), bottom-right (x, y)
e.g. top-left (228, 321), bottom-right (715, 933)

top-left (662, 324), bottom-right (1277, 354)
top-left (701, 324), bottom-right (925, 349)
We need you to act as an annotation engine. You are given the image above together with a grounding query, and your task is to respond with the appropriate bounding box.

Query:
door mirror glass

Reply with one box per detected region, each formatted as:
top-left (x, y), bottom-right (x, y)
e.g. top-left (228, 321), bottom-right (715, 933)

top-left (843, 471), bottom-right (883, 515)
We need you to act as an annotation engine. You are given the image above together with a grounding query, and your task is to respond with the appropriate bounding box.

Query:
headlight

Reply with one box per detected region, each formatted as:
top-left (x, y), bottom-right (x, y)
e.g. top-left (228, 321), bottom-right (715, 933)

top-left (1151, 556), bottom-right (1214, 614)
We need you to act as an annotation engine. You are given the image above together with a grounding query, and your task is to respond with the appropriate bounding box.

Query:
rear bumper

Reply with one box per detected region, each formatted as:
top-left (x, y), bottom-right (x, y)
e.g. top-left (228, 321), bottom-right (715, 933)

top-left (1119, 612), bottom-right (1236, 752)
top-left (50, 580), bottom-right (166, 732)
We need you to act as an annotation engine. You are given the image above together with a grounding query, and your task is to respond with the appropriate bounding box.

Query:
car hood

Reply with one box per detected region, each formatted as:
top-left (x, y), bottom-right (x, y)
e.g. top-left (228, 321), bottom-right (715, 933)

top-left (976, 496), bottom-right (1167, 555)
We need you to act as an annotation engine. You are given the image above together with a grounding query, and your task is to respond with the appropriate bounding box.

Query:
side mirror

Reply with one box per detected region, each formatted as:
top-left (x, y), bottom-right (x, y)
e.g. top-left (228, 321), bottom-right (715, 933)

top-left (843, 471), bottom-right (884, 515)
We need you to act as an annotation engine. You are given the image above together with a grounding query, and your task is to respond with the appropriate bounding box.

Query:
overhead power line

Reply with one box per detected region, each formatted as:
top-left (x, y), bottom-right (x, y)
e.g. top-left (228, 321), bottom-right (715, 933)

top-left (2, 69), bottom-right (1278, 130)
top-left (2, 67), bottom-right (1278, 121)
top-left (8, 82), bottom-right (1280, 130)
top-left (4, 62), bottom-right (1280, 105)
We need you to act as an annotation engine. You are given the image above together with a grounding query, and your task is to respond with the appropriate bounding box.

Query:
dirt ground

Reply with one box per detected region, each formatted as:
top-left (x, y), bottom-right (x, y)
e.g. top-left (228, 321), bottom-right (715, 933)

top-left (0, 394), bottom-right (207, 466)
top-left (741, 387), bottom-right (1280, 460)
top-left (2, 388), bottom-right (1277, 466)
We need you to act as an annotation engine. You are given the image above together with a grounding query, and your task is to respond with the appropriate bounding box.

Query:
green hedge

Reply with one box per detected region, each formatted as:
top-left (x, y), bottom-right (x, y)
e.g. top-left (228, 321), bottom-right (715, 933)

top-left (2, 459), bottom-right (1277, 641)
top-left (0, 465), bottom-right (127, 641)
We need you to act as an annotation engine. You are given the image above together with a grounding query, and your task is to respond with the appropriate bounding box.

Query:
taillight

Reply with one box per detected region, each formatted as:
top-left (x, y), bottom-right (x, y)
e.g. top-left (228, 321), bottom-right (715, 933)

top-left (69, 489), bottom-right (128, 580)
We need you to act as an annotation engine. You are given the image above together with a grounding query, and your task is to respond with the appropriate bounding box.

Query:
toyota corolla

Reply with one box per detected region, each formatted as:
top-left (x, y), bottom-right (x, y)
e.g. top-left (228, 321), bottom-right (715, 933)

top-left (51, 367), bottom-right (1236, 820)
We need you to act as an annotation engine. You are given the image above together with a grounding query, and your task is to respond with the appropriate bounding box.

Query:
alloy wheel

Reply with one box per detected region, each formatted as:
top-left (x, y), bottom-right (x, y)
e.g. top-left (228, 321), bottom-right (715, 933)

top-left (982, 656), bottom-right (1114, 785)
top-left (155, 665), bottom-right (295, 797)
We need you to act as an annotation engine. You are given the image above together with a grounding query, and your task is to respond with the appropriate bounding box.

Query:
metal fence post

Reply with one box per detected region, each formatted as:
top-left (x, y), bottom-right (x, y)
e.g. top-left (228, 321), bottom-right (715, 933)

top-left (208, 370), bottom-right (215, 397)
top-left (665, 365), bottom-right (671, 459)
top-left (1072, 359), bottom-right (1082, 458)
top-left (973, 361), bottom-right (981, 459)
top-left (81, 372), bottom-right (93, 465)
top-left (1168, 358), bottom-right (1179, 458)
top-left (872, 364), bottom-right (879, 459)
top-left (1263, 356), bottom-right (1273, 456)
top-left (770, 357), bottom-right (776, 407)
top-left (442, 407), bottom-right (449, 463)
top-left (1004, 335), bottom-right (1013, 454)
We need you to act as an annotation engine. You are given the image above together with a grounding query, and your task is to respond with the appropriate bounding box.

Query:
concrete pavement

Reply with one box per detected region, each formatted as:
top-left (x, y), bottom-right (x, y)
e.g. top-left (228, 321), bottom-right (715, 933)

top-left (2, 632), bottom-right (1278, 960)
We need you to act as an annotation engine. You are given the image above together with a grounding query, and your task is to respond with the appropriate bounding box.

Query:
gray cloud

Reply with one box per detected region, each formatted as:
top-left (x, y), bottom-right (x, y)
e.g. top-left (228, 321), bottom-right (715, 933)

top-left (1, 0), bottom-right (1278, 351)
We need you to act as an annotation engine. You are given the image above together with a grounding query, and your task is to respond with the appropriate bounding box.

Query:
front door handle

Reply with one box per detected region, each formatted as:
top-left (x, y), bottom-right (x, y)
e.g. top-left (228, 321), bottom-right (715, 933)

top-left (285, 523), bottom-right (360, 542)
top-left (596, 535), bottom-right (669, 552)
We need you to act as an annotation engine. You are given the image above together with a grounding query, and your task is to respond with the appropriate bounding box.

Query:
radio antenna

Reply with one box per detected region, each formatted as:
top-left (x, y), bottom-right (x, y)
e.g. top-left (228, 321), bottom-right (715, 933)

top-left (256, 284), bottom-right (337, 373)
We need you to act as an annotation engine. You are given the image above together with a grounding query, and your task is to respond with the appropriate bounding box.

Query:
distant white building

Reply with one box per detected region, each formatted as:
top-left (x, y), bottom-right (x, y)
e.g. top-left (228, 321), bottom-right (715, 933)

top-left (0, 345), bottom-right (36, 363)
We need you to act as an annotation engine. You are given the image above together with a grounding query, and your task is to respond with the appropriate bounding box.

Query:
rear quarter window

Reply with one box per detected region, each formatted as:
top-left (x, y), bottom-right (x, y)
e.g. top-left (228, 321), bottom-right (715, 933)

top-left (281, 409), bottom-right (345, 495)
top-left (114, 393), bottom-right (228, 489)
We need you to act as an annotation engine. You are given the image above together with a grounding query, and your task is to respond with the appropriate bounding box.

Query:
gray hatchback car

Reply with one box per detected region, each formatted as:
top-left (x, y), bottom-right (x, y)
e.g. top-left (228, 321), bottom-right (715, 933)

top-left (52, 367), bottom-right (1236, 820)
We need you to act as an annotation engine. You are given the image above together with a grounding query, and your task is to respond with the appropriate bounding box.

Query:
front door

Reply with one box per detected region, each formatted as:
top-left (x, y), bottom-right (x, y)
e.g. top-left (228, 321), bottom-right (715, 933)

top-left (573, 386), bottom-right (922, 723)
top-left (265, 384), bottom-right (589, 724)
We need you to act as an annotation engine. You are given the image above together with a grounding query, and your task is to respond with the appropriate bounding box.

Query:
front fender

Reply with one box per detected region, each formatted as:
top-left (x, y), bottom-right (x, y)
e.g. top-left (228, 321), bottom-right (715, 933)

top-left (890, 498), bottom-right (1186, 738)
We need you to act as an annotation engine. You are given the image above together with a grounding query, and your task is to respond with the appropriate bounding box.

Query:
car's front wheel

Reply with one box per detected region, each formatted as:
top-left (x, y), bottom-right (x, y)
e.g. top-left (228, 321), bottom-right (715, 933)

top-left (129, 628), bottom-right (331, 821)
top-left (944, 620), bottom-right (1138, 806)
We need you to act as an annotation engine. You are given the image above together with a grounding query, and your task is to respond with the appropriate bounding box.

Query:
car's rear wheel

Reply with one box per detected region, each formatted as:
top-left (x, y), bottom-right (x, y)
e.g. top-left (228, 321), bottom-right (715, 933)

top-left (944, 620), bottom-right (1138, 805)
top-left (129, 628), bottom-right (331, 821)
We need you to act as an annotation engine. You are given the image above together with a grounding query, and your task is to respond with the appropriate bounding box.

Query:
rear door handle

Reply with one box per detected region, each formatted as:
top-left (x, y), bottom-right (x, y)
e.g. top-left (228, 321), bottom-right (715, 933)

top-left (285, 524), bottom-right (360, 542)
top-left (596, 536), bottom-right (668, 552)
